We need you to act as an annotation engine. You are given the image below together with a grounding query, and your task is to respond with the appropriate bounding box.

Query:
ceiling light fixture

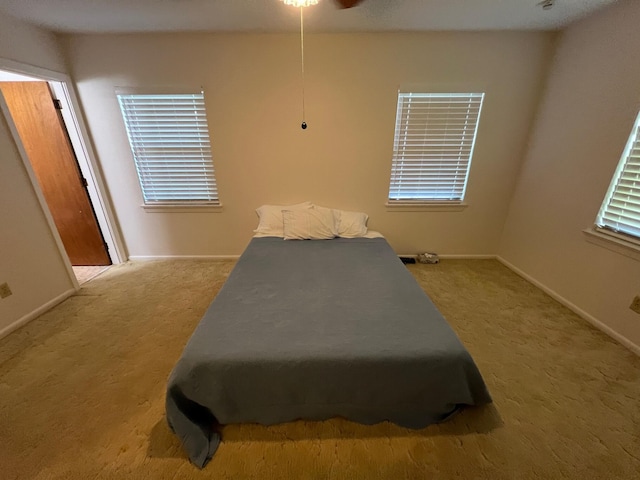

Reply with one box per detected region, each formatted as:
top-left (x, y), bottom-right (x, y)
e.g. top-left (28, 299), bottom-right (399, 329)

top-left (282, 0), bottom-right (319, 6)
top-left (281, 0), bottom-right (319, 129)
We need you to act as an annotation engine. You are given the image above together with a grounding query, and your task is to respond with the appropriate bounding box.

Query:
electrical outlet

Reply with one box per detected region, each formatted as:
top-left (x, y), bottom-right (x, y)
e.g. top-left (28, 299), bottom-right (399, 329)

top-left (631, 295), bottom-right (640, 315)
top-left (0, 282), bottom-right (12, 299)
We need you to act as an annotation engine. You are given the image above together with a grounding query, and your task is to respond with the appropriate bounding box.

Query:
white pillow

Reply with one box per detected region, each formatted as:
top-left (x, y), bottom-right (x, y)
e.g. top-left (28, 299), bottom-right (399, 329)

top-left (282, 206), bottom-right (338, 240)
top-left (254, 202), bottom-right (313, 237)
top-left (362, 230), bottom-right (384, 239)
top-left (334, 209), bottom-right (368, 238)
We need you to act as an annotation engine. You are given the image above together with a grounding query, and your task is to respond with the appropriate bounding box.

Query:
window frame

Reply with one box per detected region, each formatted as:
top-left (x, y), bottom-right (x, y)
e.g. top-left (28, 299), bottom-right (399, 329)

top-left (116, 88), bottom-right (221, 209)
top-left (386, 91), bottom-right (485, 207)
top-left (593, 110), bottom-right (640, 250)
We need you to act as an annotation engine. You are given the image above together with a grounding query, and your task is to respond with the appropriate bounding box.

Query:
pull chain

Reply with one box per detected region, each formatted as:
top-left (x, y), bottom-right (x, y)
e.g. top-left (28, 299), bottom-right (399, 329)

top-left (300, 6), bottom-right (307, 130)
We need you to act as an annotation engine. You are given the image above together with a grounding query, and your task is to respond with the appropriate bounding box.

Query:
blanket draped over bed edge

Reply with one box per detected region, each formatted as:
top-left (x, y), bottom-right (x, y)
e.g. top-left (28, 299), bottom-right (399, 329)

top-left (166, 237), bottom-right (492, 468)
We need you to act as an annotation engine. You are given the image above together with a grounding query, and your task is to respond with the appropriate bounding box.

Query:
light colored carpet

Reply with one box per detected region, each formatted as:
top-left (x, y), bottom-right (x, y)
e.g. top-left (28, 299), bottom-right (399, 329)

top-left (0, 259), bottom-right (638, 479)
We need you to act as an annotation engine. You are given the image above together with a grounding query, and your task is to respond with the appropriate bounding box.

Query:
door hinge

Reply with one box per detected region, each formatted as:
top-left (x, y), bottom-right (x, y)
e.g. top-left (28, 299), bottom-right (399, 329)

top-left (104, 242), bottom-right (110, 252)
top-left (53, 99), bottom-right (63, 110)
top-left (81, 177), bottom-right (88, 187)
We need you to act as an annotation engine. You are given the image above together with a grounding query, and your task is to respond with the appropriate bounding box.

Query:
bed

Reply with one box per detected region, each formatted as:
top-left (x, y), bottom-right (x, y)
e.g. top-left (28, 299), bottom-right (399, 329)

top-left (166, 235), bottom-right (491, 468)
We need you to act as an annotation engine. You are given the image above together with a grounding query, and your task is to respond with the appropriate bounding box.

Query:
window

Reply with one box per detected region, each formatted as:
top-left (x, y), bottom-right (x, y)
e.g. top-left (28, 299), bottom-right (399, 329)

top-left (388, 92), bottom-right (484, 204)
top-left (595, 111), bottom-right (640, 243)
top-left (117, 91), bottom-right (219, 206)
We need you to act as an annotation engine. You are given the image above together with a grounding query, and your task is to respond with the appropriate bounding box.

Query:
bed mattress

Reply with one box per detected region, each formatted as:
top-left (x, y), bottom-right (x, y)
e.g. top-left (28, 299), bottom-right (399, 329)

top-left (166, 237), bottom-right (491, 467)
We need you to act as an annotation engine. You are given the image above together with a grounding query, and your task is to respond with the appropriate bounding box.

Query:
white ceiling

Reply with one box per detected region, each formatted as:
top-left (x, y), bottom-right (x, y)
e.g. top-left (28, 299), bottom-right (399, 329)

top-left (0, 0), bottom-right (618, 34)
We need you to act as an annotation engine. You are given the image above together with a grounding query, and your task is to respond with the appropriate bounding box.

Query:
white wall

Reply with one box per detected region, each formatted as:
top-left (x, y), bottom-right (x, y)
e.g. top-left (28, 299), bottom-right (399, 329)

top-left (64, 31), bottom-right (554, 257)
top-left (500, 0), bottom-right (640, 349)
top-left (0, 11), bottom-right (74, 335)
top-left (0, 12), bottom-right (66, 72)
top-left (0, 112), bottom-right (74, 334)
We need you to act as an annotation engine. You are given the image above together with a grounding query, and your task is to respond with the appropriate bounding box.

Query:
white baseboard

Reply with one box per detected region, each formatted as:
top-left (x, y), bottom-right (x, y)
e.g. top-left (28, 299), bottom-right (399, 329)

top-left (0, 288), bottom-right (76, 341)
top-left (135, 254), bottom-right (493, 261)
top-left (129, 255), bottom-right (241, 261)
top-left (497, 256), bottom-right (640, 357)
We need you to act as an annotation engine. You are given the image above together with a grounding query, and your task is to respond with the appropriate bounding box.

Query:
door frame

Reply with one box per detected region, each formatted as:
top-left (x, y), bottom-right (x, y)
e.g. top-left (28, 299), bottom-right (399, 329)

top-left (0, 58), bottom-right (127, 273)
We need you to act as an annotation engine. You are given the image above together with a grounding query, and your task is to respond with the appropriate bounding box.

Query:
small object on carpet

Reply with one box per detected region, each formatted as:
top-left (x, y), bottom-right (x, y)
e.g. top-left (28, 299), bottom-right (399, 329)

top-left (418, 252), bottom-right (440, 264)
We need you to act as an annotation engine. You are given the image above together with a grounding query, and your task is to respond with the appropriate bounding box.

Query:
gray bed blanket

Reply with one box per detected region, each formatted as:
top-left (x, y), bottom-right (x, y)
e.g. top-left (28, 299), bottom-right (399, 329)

top-left (166, 237), bottom-right (491, 468)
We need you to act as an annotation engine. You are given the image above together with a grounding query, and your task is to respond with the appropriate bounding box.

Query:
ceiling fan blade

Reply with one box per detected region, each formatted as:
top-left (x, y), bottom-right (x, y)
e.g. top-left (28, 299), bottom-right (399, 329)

top-left (334, 0), bottom-right (364, 8)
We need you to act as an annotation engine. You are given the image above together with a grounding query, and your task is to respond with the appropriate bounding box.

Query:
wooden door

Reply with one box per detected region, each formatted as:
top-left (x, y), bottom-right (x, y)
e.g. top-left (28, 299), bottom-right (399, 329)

top-left (0, 81), bottom-right (110, 266)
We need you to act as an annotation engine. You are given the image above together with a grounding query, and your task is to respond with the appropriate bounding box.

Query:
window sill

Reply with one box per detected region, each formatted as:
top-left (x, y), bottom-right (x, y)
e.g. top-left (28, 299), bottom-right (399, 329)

top-left (582, 228), bottom-right (640, 262)
top-left (385, 202), bottom-right (468, 212)
top-left (142, 204), bottom-right (224, 213)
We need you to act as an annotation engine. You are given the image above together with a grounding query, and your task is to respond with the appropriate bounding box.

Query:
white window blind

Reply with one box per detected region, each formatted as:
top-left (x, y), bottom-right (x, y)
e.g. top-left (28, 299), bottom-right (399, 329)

top-left (596, 111), bottom-right (640, 241)
top-left (117, 92), bottom-right (219, 205)
top-left (388, 92), bottom-right (484, 203)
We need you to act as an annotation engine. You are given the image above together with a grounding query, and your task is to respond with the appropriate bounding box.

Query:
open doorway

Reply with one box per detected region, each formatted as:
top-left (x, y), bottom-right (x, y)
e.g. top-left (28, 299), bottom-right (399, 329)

top-left (0, 66), bottom-right (123, 285)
